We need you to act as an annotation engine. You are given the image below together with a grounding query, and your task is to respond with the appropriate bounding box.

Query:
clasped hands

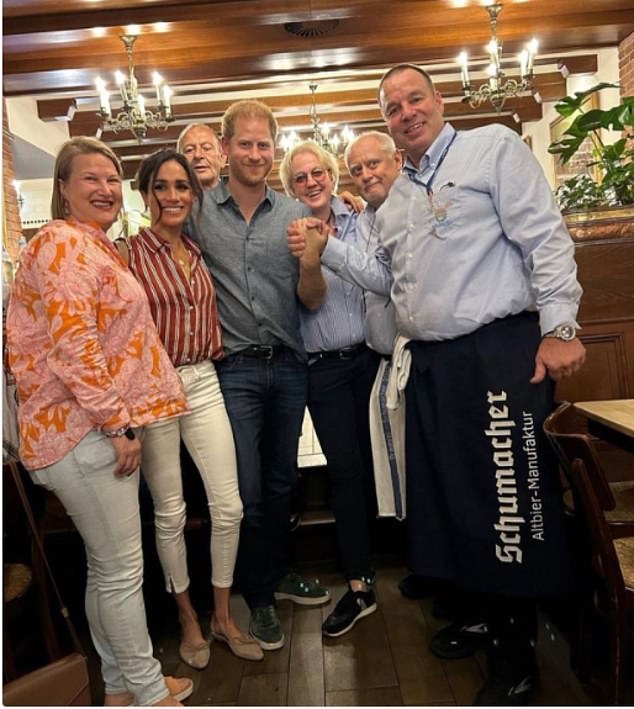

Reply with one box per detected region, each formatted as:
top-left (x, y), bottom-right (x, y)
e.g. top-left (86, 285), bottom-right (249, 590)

top-left (287, 218), bottom-right (329, 263)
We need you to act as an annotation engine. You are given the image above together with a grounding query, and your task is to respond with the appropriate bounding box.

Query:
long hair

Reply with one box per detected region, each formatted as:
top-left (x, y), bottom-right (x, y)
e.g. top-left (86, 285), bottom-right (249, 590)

top-left (51, 137), bottom-right (122, 220)
top-left (135, 148), bottom-right (204, 223)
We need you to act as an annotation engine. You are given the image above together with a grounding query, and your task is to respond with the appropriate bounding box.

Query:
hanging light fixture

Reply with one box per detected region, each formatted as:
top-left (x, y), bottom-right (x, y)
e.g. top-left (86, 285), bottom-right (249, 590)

top-left (456, 3), bottom-right (539, 113)
top-left (280, 83), bottom-right (354, 155)
top-left (95, 35), bottom-right (174, 141)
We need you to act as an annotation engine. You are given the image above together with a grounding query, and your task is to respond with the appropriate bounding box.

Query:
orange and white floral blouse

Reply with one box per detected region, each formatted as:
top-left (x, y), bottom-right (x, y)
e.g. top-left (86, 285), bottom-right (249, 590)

top-left (6, 218), bottom-right (188, 470)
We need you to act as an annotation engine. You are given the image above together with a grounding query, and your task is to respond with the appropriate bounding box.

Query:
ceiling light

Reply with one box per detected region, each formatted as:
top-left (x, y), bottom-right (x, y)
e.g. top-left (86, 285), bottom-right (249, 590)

top-left (280, 82), bottom-right (354, 156)
top-left (95, 35), bottom-right (174, 142)
top-left (456, 3), bottom-right (538, 113)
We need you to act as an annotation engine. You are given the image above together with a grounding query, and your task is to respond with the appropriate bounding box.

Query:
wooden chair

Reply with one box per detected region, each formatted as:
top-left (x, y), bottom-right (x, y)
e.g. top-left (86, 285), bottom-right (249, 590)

top-left (544, 402), bottom-right (634, 704)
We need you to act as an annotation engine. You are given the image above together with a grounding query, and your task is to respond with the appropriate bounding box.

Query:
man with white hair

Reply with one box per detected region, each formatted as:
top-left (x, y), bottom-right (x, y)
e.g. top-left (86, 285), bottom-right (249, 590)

top-left (178, 122), bottom-right (225, 189)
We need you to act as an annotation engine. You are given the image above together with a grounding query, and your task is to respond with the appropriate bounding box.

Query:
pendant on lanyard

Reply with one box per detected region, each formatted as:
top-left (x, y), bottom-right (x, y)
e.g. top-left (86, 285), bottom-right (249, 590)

top-left (409, 131), bottom-right (458, 226)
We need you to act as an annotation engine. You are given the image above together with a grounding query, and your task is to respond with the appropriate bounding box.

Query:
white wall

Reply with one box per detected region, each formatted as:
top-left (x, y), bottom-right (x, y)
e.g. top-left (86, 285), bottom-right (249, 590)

top-left (6, 97), bottom-right (69, 159)
top-left (522, 47), bottom-right (620, 187)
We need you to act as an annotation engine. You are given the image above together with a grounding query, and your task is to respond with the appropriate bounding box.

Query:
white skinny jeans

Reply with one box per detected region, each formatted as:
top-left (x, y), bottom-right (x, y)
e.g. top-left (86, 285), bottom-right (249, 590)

top-left (141, 359), bottom-right (243, 592)
top-left (32, 431), bottom-right (168, 706)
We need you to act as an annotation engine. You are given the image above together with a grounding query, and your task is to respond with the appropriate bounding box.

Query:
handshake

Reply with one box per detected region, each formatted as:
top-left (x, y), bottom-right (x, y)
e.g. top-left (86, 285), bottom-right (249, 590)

top-left (287, 217), bottom-right (330, 262)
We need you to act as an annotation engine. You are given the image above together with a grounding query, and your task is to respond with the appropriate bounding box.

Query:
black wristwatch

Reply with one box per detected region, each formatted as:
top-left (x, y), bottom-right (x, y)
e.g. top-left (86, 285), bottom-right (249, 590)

top-left (105, 426), bottom-right (136, 440)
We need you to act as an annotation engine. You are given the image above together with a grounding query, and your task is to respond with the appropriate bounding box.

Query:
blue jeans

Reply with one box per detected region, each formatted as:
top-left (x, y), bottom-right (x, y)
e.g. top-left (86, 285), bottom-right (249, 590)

top-left (215, 349), bottom-right (307, 609)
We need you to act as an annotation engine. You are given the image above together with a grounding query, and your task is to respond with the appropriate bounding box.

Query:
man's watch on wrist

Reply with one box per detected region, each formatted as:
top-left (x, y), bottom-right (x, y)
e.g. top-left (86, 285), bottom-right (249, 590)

top-left (104, 426), bottom-right (136, 440)
top-left (543, 323), bottom-right (577, 342)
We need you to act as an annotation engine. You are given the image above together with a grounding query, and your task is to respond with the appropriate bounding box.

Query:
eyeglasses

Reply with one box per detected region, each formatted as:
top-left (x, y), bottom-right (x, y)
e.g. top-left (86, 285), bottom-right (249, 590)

top-left (292, 167), bottom-right (328, 185)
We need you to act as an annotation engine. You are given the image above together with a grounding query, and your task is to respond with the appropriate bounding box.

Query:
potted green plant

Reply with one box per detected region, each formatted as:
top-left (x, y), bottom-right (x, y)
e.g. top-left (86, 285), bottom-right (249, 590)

top-left (548, 82), bottom-right (634, 238)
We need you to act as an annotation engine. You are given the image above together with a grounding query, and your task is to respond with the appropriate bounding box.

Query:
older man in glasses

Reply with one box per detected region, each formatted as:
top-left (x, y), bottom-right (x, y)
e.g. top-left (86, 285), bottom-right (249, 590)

top-left (280, 140), bottom-right (382, 638)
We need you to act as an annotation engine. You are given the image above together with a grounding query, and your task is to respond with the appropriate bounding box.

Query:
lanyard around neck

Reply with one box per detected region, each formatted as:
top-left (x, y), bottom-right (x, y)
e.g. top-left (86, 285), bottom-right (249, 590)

top-left (408, 130), bottom-right (457, 195)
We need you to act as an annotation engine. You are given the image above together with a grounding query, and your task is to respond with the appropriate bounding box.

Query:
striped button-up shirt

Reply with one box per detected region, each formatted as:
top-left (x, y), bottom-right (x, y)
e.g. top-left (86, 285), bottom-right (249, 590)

top-left (299, 197), bottom-right (366, 354)
top-left (127, 227), bottom-right (223, 366)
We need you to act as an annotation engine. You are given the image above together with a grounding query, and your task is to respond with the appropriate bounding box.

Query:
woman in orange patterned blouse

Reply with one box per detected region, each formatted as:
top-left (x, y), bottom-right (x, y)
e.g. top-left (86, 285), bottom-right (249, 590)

top-left (6, 137), bottom-right (193, 707)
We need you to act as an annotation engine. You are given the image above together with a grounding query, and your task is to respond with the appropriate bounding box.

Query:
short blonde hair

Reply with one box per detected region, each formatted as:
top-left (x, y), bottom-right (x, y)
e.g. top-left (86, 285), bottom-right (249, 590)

top-left (51, 137), bottom-right (122, 220)
top-left (279, 141), bottom-right (339, 198)
top-left (221, 100), bottom-right (278, 142)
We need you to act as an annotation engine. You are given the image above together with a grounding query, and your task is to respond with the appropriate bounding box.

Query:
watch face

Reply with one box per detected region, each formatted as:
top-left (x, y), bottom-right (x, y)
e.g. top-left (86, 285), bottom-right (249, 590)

top-left (557, 325), bottom-right (576, 341)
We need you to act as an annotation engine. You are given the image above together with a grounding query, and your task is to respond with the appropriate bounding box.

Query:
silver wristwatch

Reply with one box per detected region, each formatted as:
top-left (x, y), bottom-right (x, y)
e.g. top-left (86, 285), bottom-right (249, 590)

top-left (544, 323), bottom-right (577, 342)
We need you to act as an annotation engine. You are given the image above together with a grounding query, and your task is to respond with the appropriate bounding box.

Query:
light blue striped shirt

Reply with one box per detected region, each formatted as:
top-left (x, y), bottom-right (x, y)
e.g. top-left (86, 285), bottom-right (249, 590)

top-left (300, 197), bottom-right (366, 354)
top-left (321, 205), bottom-right (395, 355)
top-left (375, 122), bottom-right (582, 341)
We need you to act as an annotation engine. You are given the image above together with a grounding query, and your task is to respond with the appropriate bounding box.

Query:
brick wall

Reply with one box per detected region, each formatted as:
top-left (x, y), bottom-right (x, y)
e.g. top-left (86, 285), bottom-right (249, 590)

top-left (2, 102), bottom-right (24, 263)
top-left (618, 31), bottom-right (633, 158)
top-left (619, 31), bottom-right (634, 97)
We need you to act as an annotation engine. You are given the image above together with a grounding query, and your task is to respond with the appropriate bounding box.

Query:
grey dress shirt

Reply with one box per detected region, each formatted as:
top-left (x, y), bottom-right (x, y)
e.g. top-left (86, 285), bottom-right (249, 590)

top-left (187, 182), bottom-right (309, 357)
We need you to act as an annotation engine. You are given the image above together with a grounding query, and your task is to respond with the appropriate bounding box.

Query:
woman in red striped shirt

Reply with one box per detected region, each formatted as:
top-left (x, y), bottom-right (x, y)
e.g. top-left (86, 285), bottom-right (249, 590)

top-left (126, 149), bottom-right (263, 667)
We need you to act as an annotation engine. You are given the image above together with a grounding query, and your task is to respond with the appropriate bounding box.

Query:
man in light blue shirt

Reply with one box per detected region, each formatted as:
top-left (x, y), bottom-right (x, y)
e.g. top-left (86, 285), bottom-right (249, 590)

top-left (376, 64), bottom-right (586, 705)
top-left (280, 140), bottom-right (380, 638)
top-left (317, 132), bottom-right (406, 522)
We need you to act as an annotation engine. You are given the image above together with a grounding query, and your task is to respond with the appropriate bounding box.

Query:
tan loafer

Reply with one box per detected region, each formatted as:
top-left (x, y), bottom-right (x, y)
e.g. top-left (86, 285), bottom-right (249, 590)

top-left (179, 639), bottom-right (210, 670)
top-left (211, 628), bottom-right (264, 661)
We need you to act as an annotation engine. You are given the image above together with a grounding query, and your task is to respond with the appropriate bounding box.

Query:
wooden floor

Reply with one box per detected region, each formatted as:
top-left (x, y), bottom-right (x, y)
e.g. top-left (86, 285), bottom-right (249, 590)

top-left (143, 563), bottom-right (596, 707)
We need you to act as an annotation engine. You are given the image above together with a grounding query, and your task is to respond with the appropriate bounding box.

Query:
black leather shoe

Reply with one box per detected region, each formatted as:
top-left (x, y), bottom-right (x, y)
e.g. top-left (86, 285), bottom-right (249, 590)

top-left (473, 643), bottom-right (539, 706)
top-left (429, 620), bottom-right (488, 659)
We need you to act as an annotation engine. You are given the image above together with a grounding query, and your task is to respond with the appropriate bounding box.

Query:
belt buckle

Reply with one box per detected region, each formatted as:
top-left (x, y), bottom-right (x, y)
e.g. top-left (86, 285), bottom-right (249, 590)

top-left (260, 345), bottom-right (274, 360)
top-left (339, 345), bottom-right (359, 360)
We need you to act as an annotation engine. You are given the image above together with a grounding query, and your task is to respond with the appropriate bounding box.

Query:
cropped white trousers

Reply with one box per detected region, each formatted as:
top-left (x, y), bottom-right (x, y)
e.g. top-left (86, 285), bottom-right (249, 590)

top-left (141, 359), bottom-right (243, 592)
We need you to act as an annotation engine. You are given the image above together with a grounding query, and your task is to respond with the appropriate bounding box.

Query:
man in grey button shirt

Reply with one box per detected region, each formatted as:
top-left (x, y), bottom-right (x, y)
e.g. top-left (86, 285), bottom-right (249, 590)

top-left (185, 100), bottom-right (330, 652)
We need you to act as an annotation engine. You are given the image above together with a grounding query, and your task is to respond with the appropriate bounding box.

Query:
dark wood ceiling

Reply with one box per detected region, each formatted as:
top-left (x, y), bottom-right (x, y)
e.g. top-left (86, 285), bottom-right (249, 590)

top-left (4, 0), bottom-right (634, 186)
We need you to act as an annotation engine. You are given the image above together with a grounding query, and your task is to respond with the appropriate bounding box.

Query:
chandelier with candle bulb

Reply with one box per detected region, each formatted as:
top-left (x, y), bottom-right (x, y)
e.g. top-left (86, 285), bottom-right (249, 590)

top-left (95, 35), bottom-right (174, 141)
top-left (456, 3), bottom-right (539, 113)
top-left (280, 82), bottom-right (354, 155)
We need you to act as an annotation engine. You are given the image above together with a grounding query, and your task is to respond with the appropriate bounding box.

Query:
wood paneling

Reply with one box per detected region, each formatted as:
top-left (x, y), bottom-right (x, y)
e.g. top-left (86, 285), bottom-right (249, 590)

top-left (555, 232), bottom-right (634, 403)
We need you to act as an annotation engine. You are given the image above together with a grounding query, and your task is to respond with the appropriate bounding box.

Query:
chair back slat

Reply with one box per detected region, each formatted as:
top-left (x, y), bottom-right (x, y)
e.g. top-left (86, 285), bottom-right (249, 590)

top-left (544, 402), bottom-right (634, 705)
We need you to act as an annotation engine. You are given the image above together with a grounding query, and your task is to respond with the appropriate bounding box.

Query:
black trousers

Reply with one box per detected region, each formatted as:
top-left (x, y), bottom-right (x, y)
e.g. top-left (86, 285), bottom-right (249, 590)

top-left (307, 346), bottom-right (380, 581)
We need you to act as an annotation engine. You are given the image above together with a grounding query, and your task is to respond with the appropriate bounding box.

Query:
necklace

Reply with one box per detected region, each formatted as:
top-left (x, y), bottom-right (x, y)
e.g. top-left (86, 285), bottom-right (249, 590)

top-left (176, 251), bottom-right (190, 273)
